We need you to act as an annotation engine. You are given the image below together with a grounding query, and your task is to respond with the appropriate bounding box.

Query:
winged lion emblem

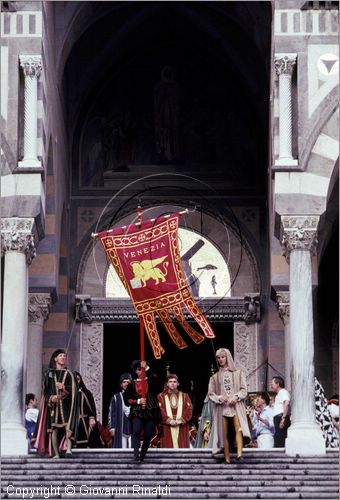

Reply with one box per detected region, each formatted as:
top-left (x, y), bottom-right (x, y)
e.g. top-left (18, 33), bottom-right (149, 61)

top-left (130, 255), bottom-right (169, 287)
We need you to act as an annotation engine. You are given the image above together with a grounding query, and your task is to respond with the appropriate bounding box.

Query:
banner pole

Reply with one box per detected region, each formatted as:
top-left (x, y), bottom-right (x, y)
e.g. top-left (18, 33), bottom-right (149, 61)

top-left (91, 207), bottom-right (193, 239)
top-left (140, 316), bottom-right (146, 408)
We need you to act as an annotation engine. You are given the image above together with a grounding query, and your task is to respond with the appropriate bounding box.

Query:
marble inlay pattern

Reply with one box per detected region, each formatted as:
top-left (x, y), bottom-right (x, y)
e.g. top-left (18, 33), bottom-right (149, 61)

top-left (80, 322), bottom-right (103, 422)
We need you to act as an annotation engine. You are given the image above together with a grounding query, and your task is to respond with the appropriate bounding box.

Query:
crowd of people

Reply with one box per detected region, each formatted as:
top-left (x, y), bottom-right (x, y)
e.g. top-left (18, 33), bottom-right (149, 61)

top-left (27, 347), bottom-right (339, 462)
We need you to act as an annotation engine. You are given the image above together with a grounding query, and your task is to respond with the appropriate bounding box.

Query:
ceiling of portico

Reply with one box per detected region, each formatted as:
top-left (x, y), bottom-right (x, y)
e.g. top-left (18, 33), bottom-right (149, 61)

top-left (60, 1), bottom-right (272, 195)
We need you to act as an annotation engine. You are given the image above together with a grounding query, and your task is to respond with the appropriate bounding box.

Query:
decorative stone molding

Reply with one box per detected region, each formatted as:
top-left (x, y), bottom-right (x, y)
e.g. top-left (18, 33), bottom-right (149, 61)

top-left (274, 54), bottom-right (297, 77)
top-left (1, 218), bottom-right (37, 264)
top-left (75, 295), bottom-right (92, 323)
top-left (80, 323), bottom-right (103, 422)
top-left (234, 322), bottom-right (258, 392)
top-left (243, 295), bottom-right (261, 324)
top-left (19, 55), bottom-right (42, 78)
top-left (83, 297), bottom-right (247, 323)
top-left (280, 215), bottom-right (319, 262)
top-left (28, 293), bottom-right (51, 324)
top-left (276, 291), bottom-right (290, 326)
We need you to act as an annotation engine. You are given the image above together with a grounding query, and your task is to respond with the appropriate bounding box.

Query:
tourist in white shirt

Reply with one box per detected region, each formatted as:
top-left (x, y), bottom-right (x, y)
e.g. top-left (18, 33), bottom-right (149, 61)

top-left (252, 393), bottom-right (275, 449)
top-left (25, 393), bottom-right (39, 446)
top-left (271, 376), bottom-right (290, 447)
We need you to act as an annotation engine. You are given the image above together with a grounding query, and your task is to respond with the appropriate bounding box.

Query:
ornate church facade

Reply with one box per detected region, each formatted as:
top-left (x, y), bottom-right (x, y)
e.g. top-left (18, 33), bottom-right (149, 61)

top-left (1, 1), bottom-right (338, 456)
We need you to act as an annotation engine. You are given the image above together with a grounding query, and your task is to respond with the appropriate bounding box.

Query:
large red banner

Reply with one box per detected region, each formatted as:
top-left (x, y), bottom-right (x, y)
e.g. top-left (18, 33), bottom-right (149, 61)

top-left (98, 213), bottom-right (215, 358)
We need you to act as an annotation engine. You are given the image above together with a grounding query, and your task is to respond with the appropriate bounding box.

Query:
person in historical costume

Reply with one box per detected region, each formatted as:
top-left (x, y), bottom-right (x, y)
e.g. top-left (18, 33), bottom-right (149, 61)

top-left (158, 374), bottom-right (193, 448)
top-left (189, 422), bottom-right (198, 448)
top-left (201, 419), bottom-right (212, 448)
top-left (195, 393), bottom-right (215, 448)
top-left (33, 349), bottom-right (79, 458)
top-left (208, 347), bottom-right (250, 463)
top-left (108, 373), bottom-right (133, 448)
top-left (123, 360), bottom-right (161, 463)
top-left (74, 372), bottom-right (102, 448)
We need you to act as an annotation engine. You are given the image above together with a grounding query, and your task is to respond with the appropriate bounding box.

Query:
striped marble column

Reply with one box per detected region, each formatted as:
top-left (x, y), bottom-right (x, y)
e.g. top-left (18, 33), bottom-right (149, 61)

top-left (276, 291), bottom-right (291, 391)
top-left (27, 293), bottom-right (51, 400)
top-left (1, 218), bottom-right (37, 455)
top-left (280, 215), bottom-right (325, 455)
top-left (18, 55), bottom-right (42, 168)
top-left (274, 54), bottom-right (298, 167)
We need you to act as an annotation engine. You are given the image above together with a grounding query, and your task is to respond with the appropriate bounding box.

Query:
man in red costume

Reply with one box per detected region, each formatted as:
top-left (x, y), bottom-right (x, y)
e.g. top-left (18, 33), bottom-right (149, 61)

top-left (158, 374), bottom-right (193, 448)
top-left (123, 360), bottom-right (160, 463)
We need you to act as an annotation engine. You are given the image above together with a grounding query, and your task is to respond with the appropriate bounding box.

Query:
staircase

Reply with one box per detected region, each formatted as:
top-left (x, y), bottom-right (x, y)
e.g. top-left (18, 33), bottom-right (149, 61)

top-left (1, 449), bottom-right (339, 499)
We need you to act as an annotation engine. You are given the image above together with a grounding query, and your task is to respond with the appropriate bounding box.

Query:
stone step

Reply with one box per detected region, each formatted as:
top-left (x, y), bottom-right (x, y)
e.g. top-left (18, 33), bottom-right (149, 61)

top-left (1, 462), bottom-right (339, 478)
top-left (1, 451), bottom-right (338, 500)
top-left (2, 462), bottom-right (339, 477)
top-left (1, 467), bottom-right (338, 474)
top-left (2, 454), bottom-right (338, 466)
top-left (2, 487), bottom-right (339, 499)
top-left (16, 449), bottom-right (340, 456)
top-left (2, 477), bottom-right (338, 485)
top-left (3, 454), bottom-right (338, 464)
top-left (2, 459), bottom-right (339, 473)
top-left (4, 451), bottom-right (338, 460)
top-left (2, 480), bottom-right (338, 493)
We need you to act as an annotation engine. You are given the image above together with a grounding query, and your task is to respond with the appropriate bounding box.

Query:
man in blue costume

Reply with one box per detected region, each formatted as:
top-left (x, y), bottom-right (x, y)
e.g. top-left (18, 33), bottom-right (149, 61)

top-left (108, 373), bottom-right (132, 448)
top-left (33, 349), bottom-right (79, 458)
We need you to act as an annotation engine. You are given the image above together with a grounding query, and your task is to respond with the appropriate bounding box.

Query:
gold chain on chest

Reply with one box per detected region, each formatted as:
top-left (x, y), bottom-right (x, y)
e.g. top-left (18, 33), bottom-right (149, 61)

top-left (170, 393), bottom-right (178, 408)
top-left (223, 372), bottom-right (232, 395)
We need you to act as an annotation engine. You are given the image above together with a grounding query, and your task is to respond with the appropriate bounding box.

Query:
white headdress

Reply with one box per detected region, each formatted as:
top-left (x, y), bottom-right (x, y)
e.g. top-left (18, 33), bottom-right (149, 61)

top-left (215, 348), bottom-right (237, 371)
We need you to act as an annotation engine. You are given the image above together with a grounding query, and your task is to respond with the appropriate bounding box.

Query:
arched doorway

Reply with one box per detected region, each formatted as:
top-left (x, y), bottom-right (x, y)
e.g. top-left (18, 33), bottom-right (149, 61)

top-left (102, 321), bottom-right (233, 426)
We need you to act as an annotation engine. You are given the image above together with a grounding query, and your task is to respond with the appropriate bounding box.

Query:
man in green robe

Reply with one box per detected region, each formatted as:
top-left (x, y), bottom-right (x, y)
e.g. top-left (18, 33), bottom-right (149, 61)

top-left (34, 349), bottom-right (79, 458)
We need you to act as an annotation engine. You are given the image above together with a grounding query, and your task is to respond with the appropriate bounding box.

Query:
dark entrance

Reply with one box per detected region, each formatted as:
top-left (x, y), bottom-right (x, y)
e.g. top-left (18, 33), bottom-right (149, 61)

top-left (102, 321), bottom-right (233, 425)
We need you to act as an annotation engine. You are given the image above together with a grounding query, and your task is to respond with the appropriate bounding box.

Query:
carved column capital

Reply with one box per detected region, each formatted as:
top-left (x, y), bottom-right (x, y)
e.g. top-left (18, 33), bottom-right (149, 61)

top-left (28, 293), bottom-right (51, 324)
top-left (276, 291), bottom-right (290, 326)
top-left (75, 295), bottom-right (92, 323)
top-left (280, 215), bottom-right (319, 263)
top-left (19, 55), bottom-right (42, 78)
top-left (1, 218), bottom-right (37, 265)
top-left (274, 53), bottom-right (297, 77)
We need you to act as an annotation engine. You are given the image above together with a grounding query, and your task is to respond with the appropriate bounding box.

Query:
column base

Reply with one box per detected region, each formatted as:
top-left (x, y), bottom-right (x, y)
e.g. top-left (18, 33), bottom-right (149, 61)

top-left (1, 423), bottom-right (29, 455)
top-left (17, 159), bottom-right (42, 169)
top-left (275, 158), bottom-right (298, 167)
top-left (285, 423), bottom-right (326, 456)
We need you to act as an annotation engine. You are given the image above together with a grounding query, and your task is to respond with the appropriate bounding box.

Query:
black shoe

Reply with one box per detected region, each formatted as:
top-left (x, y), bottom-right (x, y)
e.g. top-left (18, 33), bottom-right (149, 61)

top-left (133, 453), bottom-right (140, 463)
top-left (236, 456), bottom-right (244, 464)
